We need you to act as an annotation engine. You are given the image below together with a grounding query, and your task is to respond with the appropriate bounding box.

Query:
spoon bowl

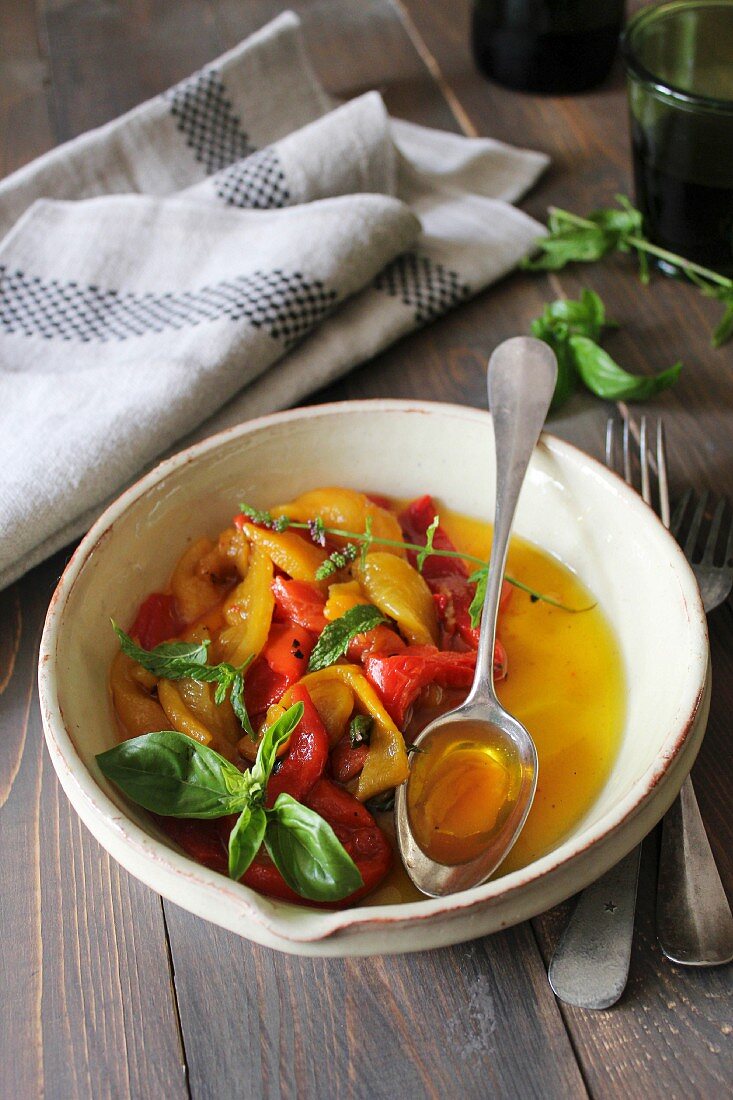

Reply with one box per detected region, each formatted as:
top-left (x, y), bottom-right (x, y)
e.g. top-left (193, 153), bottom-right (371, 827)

top-left (395, 337), bottom-right (558, 897)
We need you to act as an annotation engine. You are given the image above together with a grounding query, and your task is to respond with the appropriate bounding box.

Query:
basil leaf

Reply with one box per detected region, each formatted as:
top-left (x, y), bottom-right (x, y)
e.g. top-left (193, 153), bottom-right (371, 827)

top-left (264, 793), bottom-right (363, 902)
top-left (249, 702), bottom-right (305, 793)
top-left (229, 668), bottom-right (255, 740)
top-left (522, 226), bottom-right (613, 271)
top-left (114, 623), bottom-right (210, 678)
top-left (569, 335), bottom-right (682, 401)
top-left (228, 804), bottom-right (267, 880)
top-left (349, 714), bottom-right (373, 747)
top-left (307, 604), bottom-right (386, 672)
top-left (468, 568), bottom-right (487, 629)
top-left (96, 731), bottom-right (249, 818)
top-left (550, 340), bottom-right (579, 410)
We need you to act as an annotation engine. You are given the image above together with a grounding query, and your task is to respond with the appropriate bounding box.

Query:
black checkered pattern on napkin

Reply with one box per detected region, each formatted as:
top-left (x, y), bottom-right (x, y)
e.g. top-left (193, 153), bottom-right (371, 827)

top-left (0, 266), bottom-right (337, 347)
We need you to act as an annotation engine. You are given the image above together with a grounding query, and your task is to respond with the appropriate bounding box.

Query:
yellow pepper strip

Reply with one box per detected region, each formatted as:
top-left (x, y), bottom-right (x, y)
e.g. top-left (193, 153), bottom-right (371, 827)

top-left (170, 537), bottom-right (221, 624)
top-left (110, 651), bottom-right (169, 739)
top-left (295, 665), bottom-right (408, 801)
top-left (299, 680), bottom-right (355, 746)
top-left (239, 522), bottom-right (327, 585)
top-left (214, 526), bottom-right (250, 578)
top-left (158, 680), bottom-right (212, 746)
top-left (177, 678), bottom-right (241, 748)
top-left (359, 552), bottom-right (438, 646)
top-left (272, 487), bottom-right (406, 558)
top-left (219, 545), bottom-right (274, 666)
top-left (324, 580), bottom-right (369, 622)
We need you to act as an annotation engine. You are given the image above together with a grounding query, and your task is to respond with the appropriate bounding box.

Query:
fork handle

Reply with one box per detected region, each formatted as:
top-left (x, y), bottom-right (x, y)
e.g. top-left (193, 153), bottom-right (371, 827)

top-left (656, 775), bottom-right (733, 965)
top-left (548, 845), bottom-right (641, 1009)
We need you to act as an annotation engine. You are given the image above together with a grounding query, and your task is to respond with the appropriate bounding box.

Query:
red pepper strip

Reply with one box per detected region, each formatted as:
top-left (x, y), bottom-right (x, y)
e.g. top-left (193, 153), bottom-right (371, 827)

top-left (263, 621), bottom-right (315, 682)
top-left (364, 643), bottom-right (507, 728)
top-left (243, 658), bottom-right (287, 717)
top-left (364, 492), bottom-right (393, 510)
top-left (266, 683), bottom-right (329, 806)
top-left (243, 619), bottom-right (316, 716)
top-left (399, 495), bottom-right (469, 579)
top-left (346, 623), bottom-right (406, 663)
top-left (330, 736), bottom-right (370, 784)
top-left (305, 778), bottom-right (392, 902)
top-left (130, 593), bottom-right (182, 649)
top-left (429, 574), bottom-right (513, 650)
top-left (272, 576), bottom-right (328, 634)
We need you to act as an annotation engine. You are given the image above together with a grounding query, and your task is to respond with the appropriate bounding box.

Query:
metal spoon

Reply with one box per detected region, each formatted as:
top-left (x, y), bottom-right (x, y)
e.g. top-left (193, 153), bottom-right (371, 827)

top-left (395, 336), bottom-right (558, 897)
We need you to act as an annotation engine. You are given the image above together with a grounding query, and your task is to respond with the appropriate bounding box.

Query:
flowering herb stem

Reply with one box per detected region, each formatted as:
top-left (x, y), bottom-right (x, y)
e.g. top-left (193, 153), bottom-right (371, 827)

top-left (238, 504), bottom-right (593, 613)
top-left (284, 522), bottom-right (589, 613)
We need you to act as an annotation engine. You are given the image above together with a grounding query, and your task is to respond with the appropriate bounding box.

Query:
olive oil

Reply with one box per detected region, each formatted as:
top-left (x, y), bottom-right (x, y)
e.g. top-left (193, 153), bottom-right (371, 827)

top-left (407, 718), bottom-right (525, 865)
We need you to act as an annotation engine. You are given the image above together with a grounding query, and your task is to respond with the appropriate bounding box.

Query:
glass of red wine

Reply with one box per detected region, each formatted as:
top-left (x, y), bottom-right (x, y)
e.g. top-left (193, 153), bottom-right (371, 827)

top-left (623, 1), bottom-right (733, 276)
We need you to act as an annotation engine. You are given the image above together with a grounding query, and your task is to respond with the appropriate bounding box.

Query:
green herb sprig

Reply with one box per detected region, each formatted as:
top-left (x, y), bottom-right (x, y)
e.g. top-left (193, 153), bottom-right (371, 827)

top-left (114, 622), bottom-right (255, 738)
top-left (307, 604), bottom-right (386, 672)
top-left (531, 289), bottom-right (681, 411)
top-left (239, 505), bottom-right (587, 614)
top-left (522, 196), bottom-right (733, 348)
top-left (96, 703), bottom-right (363, 901)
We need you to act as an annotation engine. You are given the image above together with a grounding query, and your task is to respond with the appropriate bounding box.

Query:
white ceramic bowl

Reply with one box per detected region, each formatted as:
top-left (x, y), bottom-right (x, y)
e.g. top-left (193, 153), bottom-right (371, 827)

top-left (39, 401), bottom-right (709, 956)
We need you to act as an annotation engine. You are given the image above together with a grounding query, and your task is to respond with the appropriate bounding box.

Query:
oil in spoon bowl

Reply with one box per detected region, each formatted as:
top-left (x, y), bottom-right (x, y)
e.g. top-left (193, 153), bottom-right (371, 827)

top-left (395, 336), bottom-right (558, 897)
top-left (406, 717), bottom-right (527, 866)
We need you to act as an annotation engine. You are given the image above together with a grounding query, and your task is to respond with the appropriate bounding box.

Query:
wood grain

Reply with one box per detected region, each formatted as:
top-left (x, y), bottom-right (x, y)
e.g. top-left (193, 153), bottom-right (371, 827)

top-left (0, 556), bottom-right (188, 1100)
top-left (164, 901), bottom-right (587, 1100)
top-left (1, 0), bottom-right (732, 1097)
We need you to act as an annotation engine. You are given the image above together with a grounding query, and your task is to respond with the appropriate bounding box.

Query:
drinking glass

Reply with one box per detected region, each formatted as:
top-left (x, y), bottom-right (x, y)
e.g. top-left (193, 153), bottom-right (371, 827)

top-left (623, 0), bottom-right (733, 274)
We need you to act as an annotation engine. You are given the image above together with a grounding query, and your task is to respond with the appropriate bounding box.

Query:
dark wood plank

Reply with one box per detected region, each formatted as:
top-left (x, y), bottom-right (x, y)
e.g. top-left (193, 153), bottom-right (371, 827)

top-left (0, 0), bottom-right (55, 175)
top-left (42, 0), bottom-right (222, 138)
top-left (164, 901), bottom-right (587, 1100)
top-left (0, 555), bottom-right (188, 1100)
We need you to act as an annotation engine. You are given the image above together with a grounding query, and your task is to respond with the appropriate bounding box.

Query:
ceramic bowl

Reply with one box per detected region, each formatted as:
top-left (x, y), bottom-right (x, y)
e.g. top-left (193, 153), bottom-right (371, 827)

top-left (39, 401), bottom-right (710, 956)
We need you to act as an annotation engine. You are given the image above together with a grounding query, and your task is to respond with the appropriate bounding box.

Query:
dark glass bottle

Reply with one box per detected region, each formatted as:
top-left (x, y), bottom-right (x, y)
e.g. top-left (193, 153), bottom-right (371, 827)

top-left (472, 0), bottom-right (626, 95)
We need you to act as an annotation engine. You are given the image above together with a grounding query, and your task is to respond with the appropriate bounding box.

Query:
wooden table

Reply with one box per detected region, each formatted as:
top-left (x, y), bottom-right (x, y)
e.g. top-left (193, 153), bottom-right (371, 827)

top-left (2, 2), bottom-right (731, 1096)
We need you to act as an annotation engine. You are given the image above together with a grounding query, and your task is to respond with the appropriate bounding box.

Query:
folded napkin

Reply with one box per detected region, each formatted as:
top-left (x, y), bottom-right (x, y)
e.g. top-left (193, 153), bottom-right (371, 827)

top-left (0, 11), bottom-right (548, 591)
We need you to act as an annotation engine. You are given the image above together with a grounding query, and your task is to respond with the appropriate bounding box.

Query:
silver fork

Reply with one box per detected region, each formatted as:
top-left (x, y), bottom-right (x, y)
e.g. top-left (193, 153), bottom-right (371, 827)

top-left (548, 417), bottom-right (733, 1010)
top-left (657, 492), bottom-right (733, 965)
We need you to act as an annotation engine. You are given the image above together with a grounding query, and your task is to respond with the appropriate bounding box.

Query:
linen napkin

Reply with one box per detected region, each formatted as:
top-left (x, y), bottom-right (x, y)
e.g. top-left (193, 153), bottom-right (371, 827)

top-left (0, 11), bottom-right (548, 591)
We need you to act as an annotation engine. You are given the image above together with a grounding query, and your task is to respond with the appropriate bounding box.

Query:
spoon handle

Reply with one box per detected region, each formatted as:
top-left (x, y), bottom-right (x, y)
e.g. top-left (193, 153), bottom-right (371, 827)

top-left (470, 337), bottom-right (557, 706)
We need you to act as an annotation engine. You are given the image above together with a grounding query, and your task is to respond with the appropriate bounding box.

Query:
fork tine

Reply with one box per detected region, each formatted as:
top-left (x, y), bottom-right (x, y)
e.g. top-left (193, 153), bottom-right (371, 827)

top-left (656, 421), bottom-right (670, 530)
top-left (724, 504), bottom-right (733, 565)
top-left (605, 418), bottom-right (615, 471)
top-left (683, 491), bottom-right (709, 560)
top-left (639, 417), bottom-right (651, 506)
top-left (622, 419), bottom-right (632, 485)
top-left (671, 488), bottom-right (693, 540)
top-left (703, 498), bottom-right (726, 564)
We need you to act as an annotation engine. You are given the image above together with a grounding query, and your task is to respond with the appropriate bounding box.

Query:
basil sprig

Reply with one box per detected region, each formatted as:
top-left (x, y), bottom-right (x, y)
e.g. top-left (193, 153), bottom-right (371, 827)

top-left (96, 703), bottom-right (363, 901)
top-left (531, 290), bottom-right (681, 411)
top-left (522, 196), bottom-right (733, 349)
top-left (114, 622), bottom-right (255, 738)
top-left (307, 604), bottom-right (386, 672)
